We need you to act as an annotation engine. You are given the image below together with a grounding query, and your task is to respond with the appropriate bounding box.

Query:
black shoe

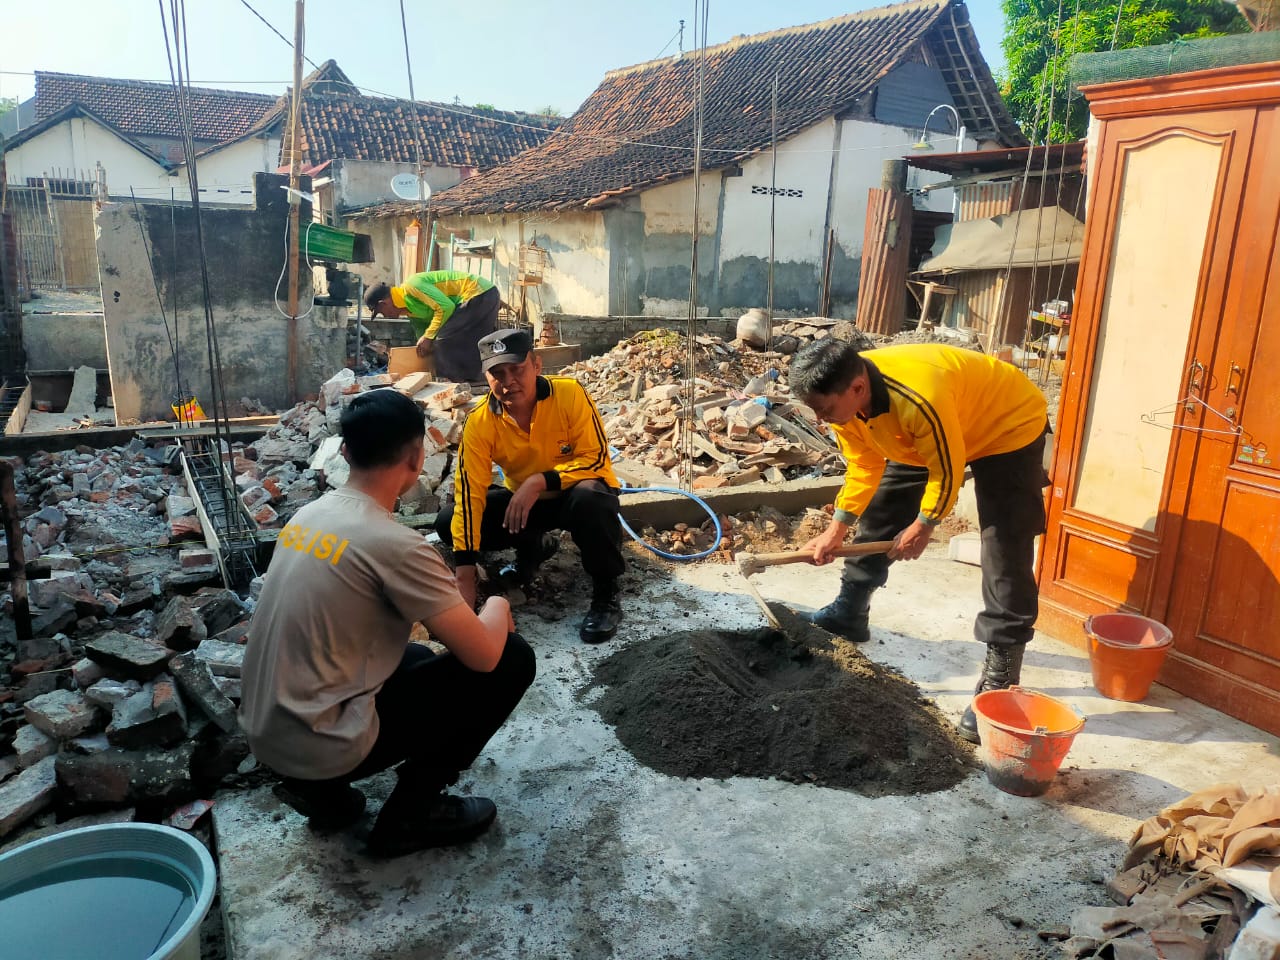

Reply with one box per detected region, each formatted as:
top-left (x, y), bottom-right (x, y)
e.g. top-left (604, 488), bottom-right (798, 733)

top-left (803, 586), bottom-right (873, 643)
top-left (365, 792), bottom-right (497, 858)
top-left (956, 642), bottom-right (1027, 744)
top-left (273, 779), bottom-right (366, 831)
top-left (580, 582), bottom-right (622, 644)
top-left (499, 533), bottom-right (559, 587)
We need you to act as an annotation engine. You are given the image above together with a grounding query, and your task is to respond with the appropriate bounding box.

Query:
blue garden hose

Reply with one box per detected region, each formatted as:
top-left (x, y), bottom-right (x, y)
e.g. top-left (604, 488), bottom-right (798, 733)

top-left (617, 485), bottom-right (723, 561)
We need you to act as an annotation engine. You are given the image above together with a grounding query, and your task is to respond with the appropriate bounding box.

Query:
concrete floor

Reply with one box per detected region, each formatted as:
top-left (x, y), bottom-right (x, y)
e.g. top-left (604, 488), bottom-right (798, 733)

top-left (211, 544), bottom-right (1280, 960)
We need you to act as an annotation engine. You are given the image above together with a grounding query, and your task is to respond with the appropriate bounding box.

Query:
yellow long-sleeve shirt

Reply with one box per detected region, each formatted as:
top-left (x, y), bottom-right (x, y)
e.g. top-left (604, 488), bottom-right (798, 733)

top-left (830, 343), bottom-right (1047, 524)
top-left (451, 375), bottom-right (618, 562)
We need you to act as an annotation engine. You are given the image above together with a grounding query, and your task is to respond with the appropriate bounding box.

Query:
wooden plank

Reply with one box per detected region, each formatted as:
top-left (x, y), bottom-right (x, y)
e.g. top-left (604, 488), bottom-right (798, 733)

top-left (5, 384), bottom-right (32, 436)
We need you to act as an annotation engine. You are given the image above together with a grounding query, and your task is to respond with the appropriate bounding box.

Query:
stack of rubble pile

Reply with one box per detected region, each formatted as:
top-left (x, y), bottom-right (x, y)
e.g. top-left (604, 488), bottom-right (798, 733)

top-left (237, 368), bottom-right (474, 527)
top-left (0, 590), bottom-right (253, 838)
top-left (559, 328), bottom-right (856, 489)
top-left (0, 441), bottom-right (273, 839)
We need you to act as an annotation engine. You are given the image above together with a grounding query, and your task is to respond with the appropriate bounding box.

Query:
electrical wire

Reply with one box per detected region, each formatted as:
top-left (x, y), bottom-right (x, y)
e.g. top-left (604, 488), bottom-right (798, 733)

top-left (618, 486), bottom-right (723, 561)
top-left (274, 218), bottom-right (317, 320)
top-left (236, 0), bottom-right (321, 71)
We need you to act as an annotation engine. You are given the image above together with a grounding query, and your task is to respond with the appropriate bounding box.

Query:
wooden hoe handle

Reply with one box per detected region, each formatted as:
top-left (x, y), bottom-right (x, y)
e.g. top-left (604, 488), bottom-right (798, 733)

top-left (738, 540), bottom-right (895, 576)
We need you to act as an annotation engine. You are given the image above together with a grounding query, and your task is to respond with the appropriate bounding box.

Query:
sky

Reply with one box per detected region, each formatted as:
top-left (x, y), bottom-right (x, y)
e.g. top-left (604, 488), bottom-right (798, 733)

top-left (1, 0), bottom-right (1007, 116)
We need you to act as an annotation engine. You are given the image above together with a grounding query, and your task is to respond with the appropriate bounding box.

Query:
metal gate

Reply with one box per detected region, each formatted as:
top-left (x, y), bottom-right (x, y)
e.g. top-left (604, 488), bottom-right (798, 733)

top-left (7, 166), bottom-right (104, 291)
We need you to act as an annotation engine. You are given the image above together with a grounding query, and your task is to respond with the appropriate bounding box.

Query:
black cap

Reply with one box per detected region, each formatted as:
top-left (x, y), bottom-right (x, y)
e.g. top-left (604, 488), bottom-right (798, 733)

top-left (477, 329), bottom-right (535, 373)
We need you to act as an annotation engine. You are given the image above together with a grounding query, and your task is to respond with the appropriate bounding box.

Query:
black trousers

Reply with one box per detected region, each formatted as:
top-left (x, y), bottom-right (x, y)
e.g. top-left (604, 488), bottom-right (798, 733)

top-left (433, 286), bottom-right (500, 383)
top-left (311, 634), bottom-right (535, 793)
top-left (840, 429), bottom-right (1048, 648)
top-left (436, 480), bottom-right (626, 585)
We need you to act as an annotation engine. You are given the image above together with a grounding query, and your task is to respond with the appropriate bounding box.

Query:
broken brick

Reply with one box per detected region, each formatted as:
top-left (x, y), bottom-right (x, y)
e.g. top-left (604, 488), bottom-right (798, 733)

top-left (14, 723), bottom-right (56, 769)
top-left (56, 743), bottom-right (197, 808)
top-left (106, 676), bottom-right (188, 750)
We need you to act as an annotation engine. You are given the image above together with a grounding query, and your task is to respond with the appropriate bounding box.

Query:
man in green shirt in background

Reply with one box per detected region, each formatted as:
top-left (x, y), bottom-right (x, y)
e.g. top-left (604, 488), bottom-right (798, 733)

top-left (366, 270), bottom-right (500, 382)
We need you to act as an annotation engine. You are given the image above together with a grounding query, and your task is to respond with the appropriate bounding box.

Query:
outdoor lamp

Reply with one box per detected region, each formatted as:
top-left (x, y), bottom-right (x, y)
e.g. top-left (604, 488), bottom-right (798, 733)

top-left (913, 104), bottom-right (965, 152)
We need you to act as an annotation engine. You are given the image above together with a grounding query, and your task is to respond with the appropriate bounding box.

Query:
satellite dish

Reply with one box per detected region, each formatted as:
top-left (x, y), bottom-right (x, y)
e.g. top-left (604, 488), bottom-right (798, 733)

top-left (391, 173), bottom-right (430, 202)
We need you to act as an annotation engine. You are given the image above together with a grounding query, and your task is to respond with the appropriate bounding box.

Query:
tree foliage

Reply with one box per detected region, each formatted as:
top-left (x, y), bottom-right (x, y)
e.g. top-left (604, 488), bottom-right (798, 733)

top-left (1001, 0), bottom-right (1250, 142)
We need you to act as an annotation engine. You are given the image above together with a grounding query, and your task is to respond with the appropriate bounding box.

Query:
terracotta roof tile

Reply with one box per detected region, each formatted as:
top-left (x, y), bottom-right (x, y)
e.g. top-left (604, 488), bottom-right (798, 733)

top-left (425, 0), bottom-right (1019, 216)
top-left (34, 72), bottom-right (276, 143)
top-left (281, 91), bottom-right (561, 170)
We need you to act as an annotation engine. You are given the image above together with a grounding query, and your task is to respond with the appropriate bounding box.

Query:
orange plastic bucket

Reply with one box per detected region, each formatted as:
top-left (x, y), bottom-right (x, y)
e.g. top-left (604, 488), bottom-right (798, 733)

top-left (1084, 613), bottom-right (1172, 702)
top-left (972, 687), bottom-right (1085, 797)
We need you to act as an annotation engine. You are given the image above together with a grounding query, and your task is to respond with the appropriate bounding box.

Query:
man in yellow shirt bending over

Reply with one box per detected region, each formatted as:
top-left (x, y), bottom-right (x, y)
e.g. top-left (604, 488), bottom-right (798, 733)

top-left (788, 339), bottom-right (1050, 744)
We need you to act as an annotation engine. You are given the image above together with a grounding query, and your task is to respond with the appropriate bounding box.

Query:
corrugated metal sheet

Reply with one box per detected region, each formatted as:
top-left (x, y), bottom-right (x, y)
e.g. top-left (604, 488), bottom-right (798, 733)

top-left (957, 181), bottom-right (1015, 222)
top-left (947, 265), bottom-right (1078, 345)
top-left (858, 187), bottom-right (913, 335)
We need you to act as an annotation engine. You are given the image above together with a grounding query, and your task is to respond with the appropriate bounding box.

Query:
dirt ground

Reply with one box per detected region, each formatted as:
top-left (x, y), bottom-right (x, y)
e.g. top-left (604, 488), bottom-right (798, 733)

top-left (587, 603), bottom-right (978, 794)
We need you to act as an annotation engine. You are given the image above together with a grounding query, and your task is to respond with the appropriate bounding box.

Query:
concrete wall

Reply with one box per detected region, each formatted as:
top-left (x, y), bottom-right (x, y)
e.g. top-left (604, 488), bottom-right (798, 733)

top-left (608, 116), bottom-right (959, 321)
top-left (95, 173), bottom-right (347, 422)
top-left (23, 313), bottom-right (108, 370)
top-left (428, 212), bottom-right (612, 317)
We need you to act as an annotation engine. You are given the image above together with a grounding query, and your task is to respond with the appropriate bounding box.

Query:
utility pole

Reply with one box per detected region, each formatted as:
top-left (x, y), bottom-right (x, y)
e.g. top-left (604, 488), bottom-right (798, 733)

top-left (286, 0), bottom-right (305, 403)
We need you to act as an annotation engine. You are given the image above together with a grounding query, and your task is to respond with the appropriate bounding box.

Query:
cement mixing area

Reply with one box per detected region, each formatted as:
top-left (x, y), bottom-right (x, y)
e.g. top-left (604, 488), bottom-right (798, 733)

top-left (0, 319), bottom-right (1277, 960)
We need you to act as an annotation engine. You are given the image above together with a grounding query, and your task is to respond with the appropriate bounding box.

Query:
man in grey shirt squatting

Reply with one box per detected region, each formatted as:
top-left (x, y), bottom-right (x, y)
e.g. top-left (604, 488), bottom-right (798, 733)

top-left (241, 389), bottom-right (536, 857)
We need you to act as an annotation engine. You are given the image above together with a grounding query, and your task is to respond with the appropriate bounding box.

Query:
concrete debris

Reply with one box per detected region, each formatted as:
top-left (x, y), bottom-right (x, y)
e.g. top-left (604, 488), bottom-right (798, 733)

top-left (194, 638), bottom-right (245, 678)
top-left (169, 651), bottom-right (239, 734)
top-left (84, 678), bottom-right (143, 709)
top-left (85, 632), bottom-right (172, 681)
top-left (0, 756), bottom-right (57, 837)
top-left (106, 676), bottom-right (188, 750)
top-left (23, 689), bottom-right (103, 740)
top-left (13, 723), bottom-right (56, 769)
top-left (154, 596), bottom-right (208, 652)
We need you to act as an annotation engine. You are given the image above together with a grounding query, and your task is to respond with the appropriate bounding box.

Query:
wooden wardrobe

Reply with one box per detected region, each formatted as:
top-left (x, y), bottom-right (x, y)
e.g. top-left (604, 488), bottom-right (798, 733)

top-left (1037, 61), bottom-right (1280, 736)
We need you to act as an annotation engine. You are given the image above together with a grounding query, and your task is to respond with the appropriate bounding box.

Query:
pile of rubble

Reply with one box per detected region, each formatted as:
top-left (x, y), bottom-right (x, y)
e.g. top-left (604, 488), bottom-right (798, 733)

top-left (237, 367), bottom-right (476, 528)
top-left (0, 442), bottom-right (261, 841)
top-left (558, 325), bottom-right (866, 489)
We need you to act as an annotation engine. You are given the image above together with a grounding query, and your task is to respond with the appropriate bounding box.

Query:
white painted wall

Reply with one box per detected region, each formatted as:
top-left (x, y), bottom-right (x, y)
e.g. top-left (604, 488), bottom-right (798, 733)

top-left (365, 212), bottom-right (610, 317)
top-left (638, 172), bottom-right (722, 236)
top-left (719, 120), bottom-right (836, 265)
top-left (827, 116), bottom-right (963, 263)
top-left (5, 117), bottom-right (168, 192)
top-left (183, 135), bottom-right (281, 206)
top-left (5, 117), bottom-right (279, 207)
top-left (332, 159), bottom-right (465, 213)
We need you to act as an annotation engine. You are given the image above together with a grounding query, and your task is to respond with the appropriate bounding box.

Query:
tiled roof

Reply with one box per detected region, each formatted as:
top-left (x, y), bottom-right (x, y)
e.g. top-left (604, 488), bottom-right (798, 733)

top-left (34, 72), bottom-right (276, 143)
top-left (225, 60), bottom-right (560, 171)
top-left (425, 0), bottom-right (1020, 216)
top-left (284, 92), bottom-right (562, 170)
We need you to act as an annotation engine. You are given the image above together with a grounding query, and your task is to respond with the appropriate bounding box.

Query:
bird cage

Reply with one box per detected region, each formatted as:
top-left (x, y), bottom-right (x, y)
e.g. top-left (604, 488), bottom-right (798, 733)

top-left (517, 241), bottom-right (548, 286)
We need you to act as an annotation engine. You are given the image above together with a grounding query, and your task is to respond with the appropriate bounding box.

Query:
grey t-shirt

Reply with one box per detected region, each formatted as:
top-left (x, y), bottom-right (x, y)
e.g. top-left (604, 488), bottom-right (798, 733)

top-left (240, 487), bottom-right (464, 779)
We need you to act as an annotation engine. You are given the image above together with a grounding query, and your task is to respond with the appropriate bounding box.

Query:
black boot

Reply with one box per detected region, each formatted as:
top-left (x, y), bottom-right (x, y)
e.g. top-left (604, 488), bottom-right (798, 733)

top-left (365, 766), bottom-right (496, 858)
top-left (273, 778), bottom-right (366, 831)
top-left (580, 579), bottom-right (622, 644)
top-left (957, 643), bottom-right (1026, 744)
top-left (804, 584), bottom-right (873, 643)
